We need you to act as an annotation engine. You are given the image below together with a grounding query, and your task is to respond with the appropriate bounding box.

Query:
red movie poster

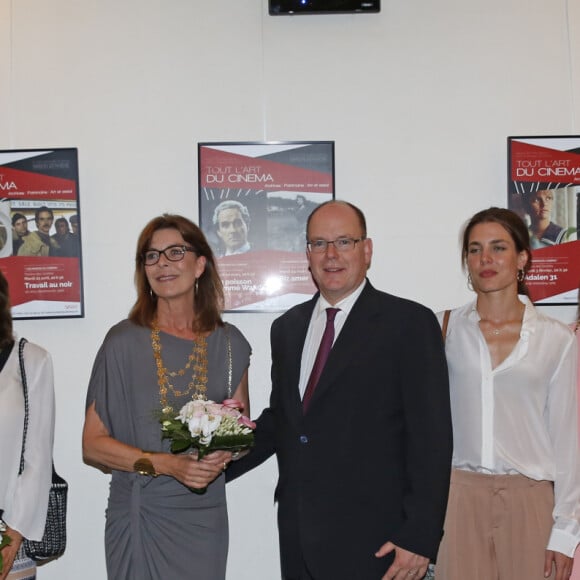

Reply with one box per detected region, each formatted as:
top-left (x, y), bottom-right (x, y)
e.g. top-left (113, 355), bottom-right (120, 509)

top-left (0, 149), bottom-right (84, 318)
top-left (508, 137), bottom-right (580, 305)
top-left (198, 142), bottom-right (334, 312)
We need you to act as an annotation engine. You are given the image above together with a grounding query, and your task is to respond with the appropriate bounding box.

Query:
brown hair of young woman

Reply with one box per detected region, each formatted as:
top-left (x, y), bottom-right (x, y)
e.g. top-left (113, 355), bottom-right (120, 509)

top-left (128, 214), bottom-right (224, 332)
top-left (0, 270), bottom-right (14, 349)
top-left (461, 207), bottom-right (532, 296)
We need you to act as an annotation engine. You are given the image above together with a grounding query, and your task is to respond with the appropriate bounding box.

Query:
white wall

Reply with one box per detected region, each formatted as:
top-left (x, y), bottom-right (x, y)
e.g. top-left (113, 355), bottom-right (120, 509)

top-left (1, 0), bottom-right (579, 578)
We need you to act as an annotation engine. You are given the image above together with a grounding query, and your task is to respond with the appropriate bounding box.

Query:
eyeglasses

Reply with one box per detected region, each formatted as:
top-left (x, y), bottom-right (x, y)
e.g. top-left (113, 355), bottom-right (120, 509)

top-left (142, 245), bottom-right (196, 266)
top-left (307, 237), bottom-right (365, 253)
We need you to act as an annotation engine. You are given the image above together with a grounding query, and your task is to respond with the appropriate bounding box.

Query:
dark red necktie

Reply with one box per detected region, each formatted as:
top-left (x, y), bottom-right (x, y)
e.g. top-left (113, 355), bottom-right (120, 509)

top-left (302, 307), bottom-right (340, 412)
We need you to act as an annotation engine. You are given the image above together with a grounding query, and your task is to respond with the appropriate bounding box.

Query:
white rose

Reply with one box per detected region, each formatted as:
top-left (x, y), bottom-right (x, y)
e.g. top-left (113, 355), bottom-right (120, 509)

top-left (187, 415), bottom-right (203, 437)
top-left (198, 414), bottom-right (222, 445)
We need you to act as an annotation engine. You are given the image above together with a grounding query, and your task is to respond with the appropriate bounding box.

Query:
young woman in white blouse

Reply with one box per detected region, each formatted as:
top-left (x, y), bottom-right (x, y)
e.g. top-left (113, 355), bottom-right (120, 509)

top-left (0, 271), bottom-right (55, 580)
top-left (435, 207), bottom-right (579, 580)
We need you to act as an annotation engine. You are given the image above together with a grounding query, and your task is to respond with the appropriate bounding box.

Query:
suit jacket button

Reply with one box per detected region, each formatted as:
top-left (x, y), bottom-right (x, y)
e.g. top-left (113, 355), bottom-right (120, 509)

top-left (299, 435), bottom-right (308, 444)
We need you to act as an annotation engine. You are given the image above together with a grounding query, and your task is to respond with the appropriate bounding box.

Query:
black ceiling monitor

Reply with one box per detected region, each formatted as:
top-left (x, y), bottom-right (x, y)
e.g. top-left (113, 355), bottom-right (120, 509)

top-left (269, 0), bottom-right (380, 15)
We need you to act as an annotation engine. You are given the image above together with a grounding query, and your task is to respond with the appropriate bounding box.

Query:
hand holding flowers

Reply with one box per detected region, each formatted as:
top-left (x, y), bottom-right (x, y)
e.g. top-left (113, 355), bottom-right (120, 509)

top-left (159, 398), bottom-right (255, 493)
top-left (168, 451), bottom-right (229, 491)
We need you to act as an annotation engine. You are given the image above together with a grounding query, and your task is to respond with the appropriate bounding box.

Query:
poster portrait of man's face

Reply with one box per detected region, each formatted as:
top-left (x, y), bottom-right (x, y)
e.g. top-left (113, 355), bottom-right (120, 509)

top-left (213, 200), bottom-right (251, 256)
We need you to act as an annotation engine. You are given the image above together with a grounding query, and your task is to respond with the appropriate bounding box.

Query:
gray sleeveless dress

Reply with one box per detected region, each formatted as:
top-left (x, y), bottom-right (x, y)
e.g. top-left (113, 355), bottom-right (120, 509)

top-left (86, 320), bottom-right (251, 580)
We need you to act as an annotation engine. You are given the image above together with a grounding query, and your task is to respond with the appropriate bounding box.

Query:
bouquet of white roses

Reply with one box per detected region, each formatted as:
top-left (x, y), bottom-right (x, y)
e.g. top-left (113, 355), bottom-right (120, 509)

top-left (160, 398), bottom-right (255, 459)
top-left (0, 520), bottom-right (12, 574)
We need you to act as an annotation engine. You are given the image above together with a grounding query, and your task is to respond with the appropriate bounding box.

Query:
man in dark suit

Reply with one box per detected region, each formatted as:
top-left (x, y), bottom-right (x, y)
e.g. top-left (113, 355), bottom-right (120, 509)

top-left (228, 200), bottom-right (452, 579)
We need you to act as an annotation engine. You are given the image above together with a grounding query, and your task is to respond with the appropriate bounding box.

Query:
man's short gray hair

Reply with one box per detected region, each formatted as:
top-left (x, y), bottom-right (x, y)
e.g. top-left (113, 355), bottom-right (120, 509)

top-left (212, 200), bottom-right (251, 226)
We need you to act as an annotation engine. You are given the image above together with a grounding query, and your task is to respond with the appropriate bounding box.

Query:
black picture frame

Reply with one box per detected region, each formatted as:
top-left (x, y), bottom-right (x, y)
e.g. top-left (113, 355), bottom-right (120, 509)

top-left (0, 148), bottom-right (84, 319)
top-left (198, 141), bottom-right (335, 312)
top-left (508, 135), bottom-right (580, 306)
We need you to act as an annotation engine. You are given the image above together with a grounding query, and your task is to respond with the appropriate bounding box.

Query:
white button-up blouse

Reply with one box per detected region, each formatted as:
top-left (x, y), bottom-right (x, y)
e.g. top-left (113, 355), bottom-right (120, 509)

top-left (0, 339), bottom-right (55, 540)
top-left (438, 296), bottom-right (580, 557)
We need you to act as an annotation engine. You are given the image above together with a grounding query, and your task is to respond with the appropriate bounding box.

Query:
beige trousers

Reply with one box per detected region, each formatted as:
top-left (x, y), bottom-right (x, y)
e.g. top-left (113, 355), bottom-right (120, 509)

top-left (435, 469), bottom-right (555, 580)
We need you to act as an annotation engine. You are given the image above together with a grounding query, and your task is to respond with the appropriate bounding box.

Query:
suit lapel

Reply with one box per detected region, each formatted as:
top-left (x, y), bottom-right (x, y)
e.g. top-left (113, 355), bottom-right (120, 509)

top-left (282, 296), bottom-right (317, 421)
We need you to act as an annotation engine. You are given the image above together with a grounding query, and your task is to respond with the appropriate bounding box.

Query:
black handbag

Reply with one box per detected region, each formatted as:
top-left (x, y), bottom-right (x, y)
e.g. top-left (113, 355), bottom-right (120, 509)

top-left (18, 338), bottom-right (68, 562)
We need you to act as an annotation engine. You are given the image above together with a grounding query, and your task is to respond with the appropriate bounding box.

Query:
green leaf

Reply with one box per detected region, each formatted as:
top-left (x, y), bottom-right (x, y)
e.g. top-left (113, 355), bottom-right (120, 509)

top-left (0, 533), bottom-right (12, 573)
top-left (171, 439), bottom-right (192, 453)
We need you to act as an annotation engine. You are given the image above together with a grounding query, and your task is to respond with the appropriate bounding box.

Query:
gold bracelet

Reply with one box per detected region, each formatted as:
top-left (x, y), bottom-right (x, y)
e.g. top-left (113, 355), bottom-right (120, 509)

top-left (133, 452), bottom-right (158, 477)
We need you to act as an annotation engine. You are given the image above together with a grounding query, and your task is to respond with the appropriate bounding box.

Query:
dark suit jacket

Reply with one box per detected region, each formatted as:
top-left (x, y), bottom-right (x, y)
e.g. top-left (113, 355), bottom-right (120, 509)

top-left (228, 281), bottom-right (452, 579)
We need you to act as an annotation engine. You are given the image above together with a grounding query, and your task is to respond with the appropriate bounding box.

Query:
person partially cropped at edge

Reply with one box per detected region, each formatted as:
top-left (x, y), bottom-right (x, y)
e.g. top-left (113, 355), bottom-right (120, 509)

top-left (82, 214), bottom-right (251, 580)
top-left (570, 285), bottom-right (580, 580)
top-left (434, 208), bottom-right (580, 580)
top-left (228, 201), bottom-right (453, 579)
top-left (0, 271), bottom-right (55, 580)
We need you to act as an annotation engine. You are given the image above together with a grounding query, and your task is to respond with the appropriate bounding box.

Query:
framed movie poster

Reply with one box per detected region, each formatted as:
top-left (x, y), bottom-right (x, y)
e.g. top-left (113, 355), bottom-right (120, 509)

top-left (0, 148), bottom-right (84, 319)
top-left (198, 141), bottom-right (335, 312)
top-left (508, 136), bottom-right (580, 305)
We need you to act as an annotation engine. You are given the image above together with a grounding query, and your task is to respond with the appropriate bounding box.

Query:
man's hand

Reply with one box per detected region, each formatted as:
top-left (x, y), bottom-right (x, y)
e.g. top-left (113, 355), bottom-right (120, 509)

top-left (544, 549), bottom-right (573, 580)
top-left (375, 541), bottom-right (429, 580)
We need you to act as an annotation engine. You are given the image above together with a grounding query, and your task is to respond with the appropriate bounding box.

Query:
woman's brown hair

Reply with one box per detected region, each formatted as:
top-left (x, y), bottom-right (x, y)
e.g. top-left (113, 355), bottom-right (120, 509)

top-left (128, 214), bottom-right (224, 332)
top-left (0, 270), bottom-right (14, 349)
top-left (461, 207), bottom-right (532, 296)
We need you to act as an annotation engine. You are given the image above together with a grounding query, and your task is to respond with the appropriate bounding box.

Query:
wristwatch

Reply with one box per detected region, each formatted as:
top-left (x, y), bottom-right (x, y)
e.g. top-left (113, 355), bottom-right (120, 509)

top-left (133, 453), bottom-right (158, 477)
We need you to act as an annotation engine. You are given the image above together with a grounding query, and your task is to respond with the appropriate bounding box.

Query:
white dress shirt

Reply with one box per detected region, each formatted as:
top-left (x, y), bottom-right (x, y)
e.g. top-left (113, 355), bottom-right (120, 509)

top-left (437, 296), bottom-right (580, 556)
top-left (298, 280), bottom-right (366, 398)
top-left (0, 339), bottom-right (55, 540)
top-left (224, 242), bottom-right (251, 256)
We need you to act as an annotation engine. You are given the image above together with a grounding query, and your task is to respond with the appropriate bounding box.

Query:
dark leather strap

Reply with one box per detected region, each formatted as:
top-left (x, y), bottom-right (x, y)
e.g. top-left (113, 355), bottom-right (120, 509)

top-left (441, 310), bottom-right (451, 344)
top-left (18, 337), bottom-right (29, 475)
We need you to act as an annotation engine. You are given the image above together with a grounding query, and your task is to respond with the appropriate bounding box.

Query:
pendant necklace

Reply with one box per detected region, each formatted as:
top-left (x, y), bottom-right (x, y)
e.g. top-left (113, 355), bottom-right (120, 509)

top-left (479, 311), bottom-right (523, 337)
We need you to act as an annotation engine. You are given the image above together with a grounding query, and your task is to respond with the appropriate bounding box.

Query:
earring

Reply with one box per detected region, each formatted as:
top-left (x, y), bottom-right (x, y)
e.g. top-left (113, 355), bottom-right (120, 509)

top-left (517, 269), bottom-right (525, 282)
top-left (467, 273), bottom-right (474, 291)
top-left (149, 288), bottom-right (156, 300)
top-left (194, 278), bottom-right (199, 295)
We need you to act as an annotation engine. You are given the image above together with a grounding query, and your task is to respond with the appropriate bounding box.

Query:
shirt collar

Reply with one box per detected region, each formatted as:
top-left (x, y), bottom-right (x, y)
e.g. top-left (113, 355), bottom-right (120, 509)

top-left (225, 242), bottom-right (251, 256)
top-left (466, 294), bottom-right (537, 336)
top-left (315, 279), bottom-right (367, 318)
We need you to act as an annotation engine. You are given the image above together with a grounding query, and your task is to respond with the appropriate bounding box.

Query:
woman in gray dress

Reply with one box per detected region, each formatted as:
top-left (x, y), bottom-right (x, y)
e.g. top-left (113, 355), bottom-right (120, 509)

top-left (82, 214), bottom-right (251, 580)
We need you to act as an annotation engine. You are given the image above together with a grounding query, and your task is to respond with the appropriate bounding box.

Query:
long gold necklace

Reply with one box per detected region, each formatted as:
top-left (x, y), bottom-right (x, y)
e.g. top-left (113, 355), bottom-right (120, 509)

top-left (151, 320), bottom-right (208, 410)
